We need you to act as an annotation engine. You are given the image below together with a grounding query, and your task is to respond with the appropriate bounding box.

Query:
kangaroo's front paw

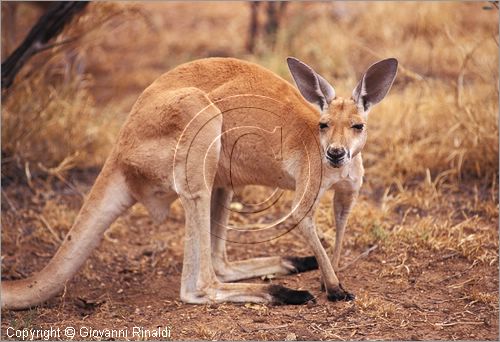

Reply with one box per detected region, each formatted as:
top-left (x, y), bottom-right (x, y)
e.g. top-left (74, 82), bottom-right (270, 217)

top-left (326, 284), bottom-right (355, 301)
top-left (268, 284), bottom-right (315, 305)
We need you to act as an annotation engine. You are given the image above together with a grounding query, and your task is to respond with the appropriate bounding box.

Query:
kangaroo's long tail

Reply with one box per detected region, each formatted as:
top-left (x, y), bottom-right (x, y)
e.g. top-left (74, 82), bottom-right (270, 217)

top-left (1, 160), bottom-right (135, 310)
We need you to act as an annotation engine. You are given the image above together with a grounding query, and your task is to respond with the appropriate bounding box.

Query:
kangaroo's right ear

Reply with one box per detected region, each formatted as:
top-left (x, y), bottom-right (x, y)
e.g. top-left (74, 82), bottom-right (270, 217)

top-left (287, 57), bottom-right (335, 112)
top-left (352, 58), bottom-right (398, 113)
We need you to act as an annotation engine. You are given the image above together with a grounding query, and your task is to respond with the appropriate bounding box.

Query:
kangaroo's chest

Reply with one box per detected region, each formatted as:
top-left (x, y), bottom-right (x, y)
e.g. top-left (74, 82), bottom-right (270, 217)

top-left (211, 110), bottom-right (299, 189)
top-left (214, 139), bottom-right (297, 189)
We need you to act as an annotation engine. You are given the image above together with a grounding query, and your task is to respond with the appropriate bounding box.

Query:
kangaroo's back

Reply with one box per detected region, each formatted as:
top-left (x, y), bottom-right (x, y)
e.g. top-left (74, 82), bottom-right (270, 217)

top-left (121, 58), bottom-right (318, 132)
top-left (153, 57), bottom-right (306, 101)
top-left (115, 58), bottom-right (320, 188)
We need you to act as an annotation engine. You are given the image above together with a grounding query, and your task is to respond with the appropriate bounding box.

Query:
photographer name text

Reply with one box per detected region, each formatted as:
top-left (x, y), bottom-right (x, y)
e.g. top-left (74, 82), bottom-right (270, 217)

top-left (5, 326), bottom-right (171, 340)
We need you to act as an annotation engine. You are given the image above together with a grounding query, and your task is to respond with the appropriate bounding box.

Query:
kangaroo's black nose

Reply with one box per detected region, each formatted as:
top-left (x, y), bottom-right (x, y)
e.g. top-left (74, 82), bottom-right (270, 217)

top-left (327, 148), bottom-right (346, 160)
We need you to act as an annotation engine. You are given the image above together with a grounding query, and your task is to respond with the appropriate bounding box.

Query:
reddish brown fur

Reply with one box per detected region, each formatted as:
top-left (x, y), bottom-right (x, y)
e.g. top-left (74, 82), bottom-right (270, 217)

top-left (2, 57), bottom-right (396, 309)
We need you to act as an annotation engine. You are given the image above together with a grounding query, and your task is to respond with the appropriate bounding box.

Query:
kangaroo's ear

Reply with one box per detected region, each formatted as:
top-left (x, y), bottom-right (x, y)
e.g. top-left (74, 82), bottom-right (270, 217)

top-left (352, 58), bottom-right (398, 113)
top-left (287, 57), bottom-right (335, 111)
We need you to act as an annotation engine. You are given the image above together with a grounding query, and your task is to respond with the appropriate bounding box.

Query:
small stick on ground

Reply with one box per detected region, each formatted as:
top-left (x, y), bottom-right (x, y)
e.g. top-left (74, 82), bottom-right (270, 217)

top-left (1, 189), bottom-right (17, 212)
top-left (435, 321), bottom-right (485, 327)
top-left (339, 245), bottom-right (378, 271)
top-left (39, 214), bottom-right (62, 244)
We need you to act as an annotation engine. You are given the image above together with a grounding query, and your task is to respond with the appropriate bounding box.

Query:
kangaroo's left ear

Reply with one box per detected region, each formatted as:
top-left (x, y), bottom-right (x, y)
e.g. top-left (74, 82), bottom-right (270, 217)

top-left (287, 57), bottom-right (335, 111)
top-left (352, 58), bottom-right (398, 113)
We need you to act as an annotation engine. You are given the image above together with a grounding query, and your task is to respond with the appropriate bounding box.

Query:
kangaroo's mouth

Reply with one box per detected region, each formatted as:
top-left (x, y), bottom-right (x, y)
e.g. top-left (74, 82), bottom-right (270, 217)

top-left (326, 155), bottom-right (349, 168)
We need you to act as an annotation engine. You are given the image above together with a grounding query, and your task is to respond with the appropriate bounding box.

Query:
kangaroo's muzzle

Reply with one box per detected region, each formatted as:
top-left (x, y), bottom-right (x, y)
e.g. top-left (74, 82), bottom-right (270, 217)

top-left (326, 147), bottom-right (349, 167)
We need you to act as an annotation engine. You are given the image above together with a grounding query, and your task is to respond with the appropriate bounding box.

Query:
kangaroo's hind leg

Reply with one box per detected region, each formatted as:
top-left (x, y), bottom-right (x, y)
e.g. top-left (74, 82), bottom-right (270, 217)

top-left (210, 188), bottom-right (318, 282)
top-left (173, 89), bottom-right (314, 304)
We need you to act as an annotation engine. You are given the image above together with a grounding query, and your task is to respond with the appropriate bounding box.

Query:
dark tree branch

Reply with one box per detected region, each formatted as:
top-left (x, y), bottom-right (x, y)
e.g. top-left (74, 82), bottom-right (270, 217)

top-left (264, 1), bottom-right (287, 49)
top-left (1, 1), bottom-right (89, 89)
top-left (246, 1), bottom-right (260, 53)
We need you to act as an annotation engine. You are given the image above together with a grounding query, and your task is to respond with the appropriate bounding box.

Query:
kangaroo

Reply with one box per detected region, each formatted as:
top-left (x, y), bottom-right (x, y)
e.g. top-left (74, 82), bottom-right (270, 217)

top-left (2, 56), bottom-right (397, 309)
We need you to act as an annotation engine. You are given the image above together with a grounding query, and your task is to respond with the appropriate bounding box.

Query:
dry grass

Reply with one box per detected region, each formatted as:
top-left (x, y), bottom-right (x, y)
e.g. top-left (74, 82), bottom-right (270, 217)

top-left (1, 2), bottom-right (146, 179)
top-left (5, 2), bottom-right (496, 185)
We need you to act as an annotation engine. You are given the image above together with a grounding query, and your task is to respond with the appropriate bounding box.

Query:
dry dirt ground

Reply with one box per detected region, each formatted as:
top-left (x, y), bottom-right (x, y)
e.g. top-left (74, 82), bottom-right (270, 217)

top-left (1, 171), bottom-right (498, 341)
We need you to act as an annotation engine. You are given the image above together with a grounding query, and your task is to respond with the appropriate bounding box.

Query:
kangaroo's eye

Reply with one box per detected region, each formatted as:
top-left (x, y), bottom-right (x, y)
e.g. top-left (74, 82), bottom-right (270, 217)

top-left (352, 123), bottom-right (365, 131)
top-left (319, 122), bottom-right (329, 129)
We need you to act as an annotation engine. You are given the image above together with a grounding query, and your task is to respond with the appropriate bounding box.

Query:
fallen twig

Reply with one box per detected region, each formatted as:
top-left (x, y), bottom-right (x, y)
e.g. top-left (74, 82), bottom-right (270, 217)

top-left (339, 245), bottom-right (378, 271)
top-left (447, 277), bottom-right (476, 289)
top-left (1, 189), bottom-right (17, 212)
top-left (435, 321), bottom-right (485, 327)
top-left (39, 214), bottom-right (62, 244)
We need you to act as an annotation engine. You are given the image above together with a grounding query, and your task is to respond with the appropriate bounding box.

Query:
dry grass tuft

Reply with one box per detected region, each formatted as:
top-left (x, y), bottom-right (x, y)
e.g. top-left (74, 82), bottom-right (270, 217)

top-left (2, 66), bottom-right (101, 177)
top-left (367, 80), bottom-right (498, 187)
top-left (468, 290), bottom-right (498, 309)
top-left (355, 293), bottom-right (398, 319)
top-left (1, 2), bottom-right (147, 180)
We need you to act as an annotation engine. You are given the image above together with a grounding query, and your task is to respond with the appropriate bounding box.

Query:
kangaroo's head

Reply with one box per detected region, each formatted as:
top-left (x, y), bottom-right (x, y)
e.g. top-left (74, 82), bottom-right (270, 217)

top-left (287, 57), bottom-right (398, 168)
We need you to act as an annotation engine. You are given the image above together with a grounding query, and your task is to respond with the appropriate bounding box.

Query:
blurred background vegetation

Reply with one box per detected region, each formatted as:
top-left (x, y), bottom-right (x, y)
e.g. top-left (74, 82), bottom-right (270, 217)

top-left (1, 1), bottom-right (497, 191)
